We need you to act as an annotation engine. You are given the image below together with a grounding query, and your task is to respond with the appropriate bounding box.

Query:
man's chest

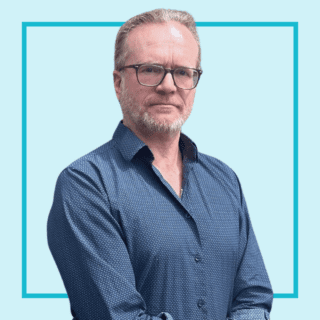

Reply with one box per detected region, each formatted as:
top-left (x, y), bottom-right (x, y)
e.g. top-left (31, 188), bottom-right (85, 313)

top-left (152, 163), bottom-right (184, 198)
top-left (157, 168), bottom-right (183, 198)
top-left (113, 176), bottom-right (239, 295)
top-left (114, 175), bottom-right (239, 263)
top-left (104, 159), bottom-right (240, 277)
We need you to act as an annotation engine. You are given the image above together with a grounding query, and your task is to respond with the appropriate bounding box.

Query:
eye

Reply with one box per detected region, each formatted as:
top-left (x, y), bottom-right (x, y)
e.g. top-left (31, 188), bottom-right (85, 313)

top-left (140, 65), bottom-right (163, 74)
top-left (175, 68), bottom-right (192, 77)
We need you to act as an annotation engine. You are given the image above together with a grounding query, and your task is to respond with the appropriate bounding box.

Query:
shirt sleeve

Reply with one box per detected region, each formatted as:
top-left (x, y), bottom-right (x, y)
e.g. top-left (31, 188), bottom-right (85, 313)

top-left (47, 166), bottom-right (173, 320)
top-left (228, 174), bottom-right (273, 320)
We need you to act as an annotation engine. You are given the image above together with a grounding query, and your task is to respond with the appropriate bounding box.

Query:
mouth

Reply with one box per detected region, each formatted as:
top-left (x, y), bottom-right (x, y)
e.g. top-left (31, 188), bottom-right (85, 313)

top-left (150, 103), bottom-right (178, 108)
top-left (149, 104), bottom-right (177, 114)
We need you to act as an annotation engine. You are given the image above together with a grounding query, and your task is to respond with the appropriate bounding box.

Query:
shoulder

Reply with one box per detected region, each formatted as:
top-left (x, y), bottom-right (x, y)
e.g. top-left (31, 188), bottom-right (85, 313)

top-left (197, 152), bottom-right (238, 185)
top-left (56, 139), bottom-right (119, 195)
top-left (196, 152), bottom-right (242, 203)
top-left (61, 139), bottom-right (117, 176)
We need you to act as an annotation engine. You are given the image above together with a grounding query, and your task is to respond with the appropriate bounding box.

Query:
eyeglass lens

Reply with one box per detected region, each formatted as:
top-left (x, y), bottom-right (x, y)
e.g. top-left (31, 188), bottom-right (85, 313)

top-left (138, 65), bottom-right (198, 89)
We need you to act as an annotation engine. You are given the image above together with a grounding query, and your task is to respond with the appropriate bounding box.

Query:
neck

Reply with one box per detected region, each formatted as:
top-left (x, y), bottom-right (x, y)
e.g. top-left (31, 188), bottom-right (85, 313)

top-left (123, 119), bottom-right (182, 170)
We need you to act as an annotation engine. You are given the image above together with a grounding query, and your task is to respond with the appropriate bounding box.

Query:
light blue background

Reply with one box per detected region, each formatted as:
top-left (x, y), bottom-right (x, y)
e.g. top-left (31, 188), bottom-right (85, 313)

top-left (1, 1), bottom-right (319, 319)
top-left (26, 25), bottom-right (294, 296)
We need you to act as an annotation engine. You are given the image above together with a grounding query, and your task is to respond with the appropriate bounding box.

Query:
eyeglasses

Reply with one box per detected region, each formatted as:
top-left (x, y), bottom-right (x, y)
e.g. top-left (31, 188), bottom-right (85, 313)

top-left (118, 64), bottom-right (203, 90)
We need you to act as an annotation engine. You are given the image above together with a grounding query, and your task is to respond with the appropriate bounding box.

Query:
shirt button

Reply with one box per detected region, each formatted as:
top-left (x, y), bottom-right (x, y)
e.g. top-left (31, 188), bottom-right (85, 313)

top-left (194, 254), bottom-right (201, 262)
top-left (185, 213), bottom-right (191, 219)
top-left (197, 299), bottom-right (205, 307)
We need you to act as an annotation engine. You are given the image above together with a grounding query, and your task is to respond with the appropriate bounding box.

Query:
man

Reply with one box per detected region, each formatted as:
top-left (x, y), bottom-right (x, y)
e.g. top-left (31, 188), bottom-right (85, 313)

top-left (47, 8), bottom-right (273, 320)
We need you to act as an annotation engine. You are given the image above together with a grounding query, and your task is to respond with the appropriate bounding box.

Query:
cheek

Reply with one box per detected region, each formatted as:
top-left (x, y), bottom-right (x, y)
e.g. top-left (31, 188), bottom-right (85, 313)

top-left (125, 74), bottom-right (144, 95)
top-left (124, 79), bottom-right (143, 99)
top-left (126, 80), bottom-right (136, 93)
top-left (184, 90), bottom-right (196, 107)
top-left (134, 88), bottom-right (154, 106)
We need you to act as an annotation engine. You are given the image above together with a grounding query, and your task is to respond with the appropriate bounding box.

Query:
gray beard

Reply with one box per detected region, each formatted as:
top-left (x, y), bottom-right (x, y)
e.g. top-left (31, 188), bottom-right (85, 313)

top-left (119, 83), bottom-right (192, 136)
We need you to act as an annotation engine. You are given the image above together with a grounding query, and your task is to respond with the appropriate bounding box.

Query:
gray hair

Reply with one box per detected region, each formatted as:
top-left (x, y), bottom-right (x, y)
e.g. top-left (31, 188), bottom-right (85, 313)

top-left (114, 8), bottom-right (201, 71)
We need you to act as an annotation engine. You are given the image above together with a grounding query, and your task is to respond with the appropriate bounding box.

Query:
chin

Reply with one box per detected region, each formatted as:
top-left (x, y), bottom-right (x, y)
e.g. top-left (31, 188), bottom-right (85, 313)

top-left (140, 112), bottom-right (185, 134)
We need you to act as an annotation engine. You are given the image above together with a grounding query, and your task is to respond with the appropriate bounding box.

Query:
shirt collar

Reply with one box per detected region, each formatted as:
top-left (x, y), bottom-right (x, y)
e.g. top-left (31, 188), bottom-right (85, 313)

top-left (112, 120), bottom-right (199, 164)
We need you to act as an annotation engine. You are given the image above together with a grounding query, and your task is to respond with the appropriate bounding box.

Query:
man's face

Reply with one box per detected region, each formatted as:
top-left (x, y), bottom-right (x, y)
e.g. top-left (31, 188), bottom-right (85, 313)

top-left (114, 21), bottom-right (199, 135)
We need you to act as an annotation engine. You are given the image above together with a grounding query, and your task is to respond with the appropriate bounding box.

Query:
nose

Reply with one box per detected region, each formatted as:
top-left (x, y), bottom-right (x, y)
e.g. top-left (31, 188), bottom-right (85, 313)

top-left (155, 71), bottom-right (177, 93)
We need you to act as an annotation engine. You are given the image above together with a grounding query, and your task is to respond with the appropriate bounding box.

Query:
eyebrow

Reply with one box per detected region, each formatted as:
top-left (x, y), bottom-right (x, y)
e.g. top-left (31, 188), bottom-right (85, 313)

top-left (136, 61), bottom-right (195, 68)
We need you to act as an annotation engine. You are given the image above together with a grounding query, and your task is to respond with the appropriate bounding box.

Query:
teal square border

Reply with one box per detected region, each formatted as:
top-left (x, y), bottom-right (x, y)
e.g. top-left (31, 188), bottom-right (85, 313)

top-left (22, 21), bottom-right (299, 299)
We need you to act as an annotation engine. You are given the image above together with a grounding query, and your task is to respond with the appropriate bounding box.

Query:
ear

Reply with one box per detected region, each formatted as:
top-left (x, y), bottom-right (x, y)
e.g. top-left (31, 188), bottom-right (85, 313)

top-left (113, 70), bottom-right (122, 101)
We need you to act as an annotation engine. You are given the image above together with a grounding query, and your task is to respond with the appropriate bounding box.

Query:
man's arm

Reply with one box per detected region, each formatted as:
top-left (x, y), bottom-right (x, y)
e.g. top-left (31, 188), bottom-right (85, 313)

top-left (228, 174), bottom-right (273, 320)
top-left (47, 167), bottom-right (173, 320)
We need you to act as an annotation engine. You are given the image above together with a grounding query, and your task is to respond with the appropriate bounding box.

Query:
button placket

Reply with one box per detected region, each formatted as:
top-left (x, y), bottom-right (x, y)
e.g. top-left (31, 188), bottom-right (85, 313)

top-left (197, 298), bottom-right (205, 308)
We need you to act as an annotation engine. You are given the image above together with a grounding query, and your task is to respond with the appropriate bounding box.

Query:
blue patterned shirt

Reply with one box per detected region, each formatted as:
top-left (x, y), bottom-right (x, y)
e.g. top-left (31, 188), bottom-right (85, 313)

top-left (47, 120), bottom-right (273, 320)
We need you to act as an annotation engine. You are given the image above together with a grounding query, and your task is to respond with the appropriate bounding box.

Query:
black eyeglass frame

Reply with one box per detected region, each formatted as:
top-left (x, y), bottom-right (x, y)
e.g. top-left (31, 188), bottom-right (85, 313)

top-left (118, 64), bottom-right (203, 90)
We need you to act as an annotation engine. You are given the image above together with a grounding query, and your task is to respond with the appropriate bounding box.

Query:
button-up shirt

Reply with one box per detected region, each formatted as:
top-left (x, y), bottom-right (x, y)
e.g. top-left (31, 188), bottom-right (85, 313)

top-left (47, 120), bottom-right (273, 320)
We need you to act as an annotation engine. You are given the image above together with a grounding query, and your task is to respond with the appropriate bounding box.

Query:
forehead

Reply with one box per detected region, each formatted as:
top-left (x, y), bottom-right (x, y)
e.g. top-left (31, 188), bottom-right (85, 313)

top-left (125, 21), bottom-right (198, 66)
